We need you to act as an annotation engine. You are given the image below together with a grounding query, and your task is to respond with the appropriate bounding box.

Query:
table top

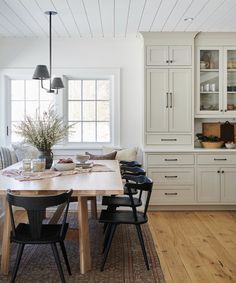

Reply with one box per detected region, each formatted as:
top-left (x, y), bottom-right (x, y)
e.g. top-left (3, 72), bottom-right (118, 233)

top-left (0, 160), bottom-right (123, 196)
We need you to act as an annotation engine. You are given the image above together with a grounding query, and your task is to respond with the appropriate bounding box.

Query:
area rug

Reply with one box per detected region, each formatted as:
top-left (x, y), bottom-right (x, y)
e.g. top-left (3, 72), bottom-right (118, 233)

top-left (0, 213), bottom-right (165, 283)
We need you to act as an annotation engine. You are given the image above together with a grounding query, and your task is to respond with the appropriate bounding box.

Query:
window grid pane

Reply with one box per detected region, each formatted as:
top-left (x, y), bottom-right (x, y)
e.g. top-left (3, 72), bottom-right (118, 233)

top-left (68, 79), bottom-right (111, 143)
top-left (10, 79), bottom-right (54, 142)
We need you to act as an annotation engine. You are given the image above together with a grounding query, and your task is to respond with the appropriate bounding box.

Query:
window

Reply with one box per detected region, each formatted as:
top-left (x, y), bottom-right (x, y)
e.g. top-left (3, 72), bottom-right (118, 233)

top-left (5, 68), bottom-right (120, 147)
top-left (67, 79), bottom-right (111, 143)
top-left (9, 79), bottom-right (54, 142)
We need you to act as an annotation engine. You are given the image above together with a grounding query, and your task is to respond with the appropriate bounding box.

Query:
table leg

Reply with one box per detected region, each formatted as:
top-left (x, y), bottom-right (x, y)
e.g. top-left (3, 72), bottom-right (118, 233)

top-left (78, 196), bottom-right (91, 274)
top-left (1, 200), bottom-right (11, 274)
top-left (89, 196), bottom-right (97, 219)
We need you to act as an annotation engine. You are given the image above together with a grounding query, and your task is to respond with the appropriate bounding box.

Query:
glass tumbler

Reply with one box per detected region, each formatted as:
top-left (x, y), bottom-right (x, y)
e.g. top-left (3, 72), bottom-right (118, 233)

top-left (22, 159), bottom-right (31, 172)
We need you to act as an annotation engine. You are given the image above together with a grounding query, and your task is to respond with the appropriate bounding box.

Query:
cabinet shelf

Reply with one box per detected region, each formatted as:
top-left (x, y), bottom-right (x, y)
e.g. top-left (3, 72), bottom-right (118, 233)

top-left (200, 91), bottom-right (219, 94)
top-left (200, 69), bottom-right (219, 72)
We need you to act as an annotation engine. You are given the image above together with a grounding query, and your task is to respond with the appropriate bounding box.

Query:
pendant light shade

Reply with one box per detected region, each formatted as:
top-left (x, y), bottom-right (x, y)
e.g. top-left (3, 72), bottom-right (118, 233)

top-left (51, 77), bottom-right (64, 89)
top-left (32, 65), bottom-right (50, 80)
top-left (32, 11), bottom-right (63, 94)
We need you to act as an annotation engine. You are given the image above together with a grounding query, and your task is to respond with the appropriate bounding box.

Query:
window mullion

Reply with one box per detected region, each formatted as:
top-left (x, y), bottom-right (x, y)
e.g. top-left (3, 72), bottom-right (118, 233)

top-left (81, 80), bottom-right (83, 142)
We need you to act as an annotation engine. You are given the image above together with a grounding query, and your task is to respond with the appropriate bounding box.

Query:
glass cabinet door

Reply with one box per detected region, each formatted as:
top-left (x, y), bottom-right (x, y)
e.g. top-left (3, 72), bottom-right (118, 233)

top-left (226, 49), bottom-right (236, 113)
top-left (199, 49), bottom-right (220, 113)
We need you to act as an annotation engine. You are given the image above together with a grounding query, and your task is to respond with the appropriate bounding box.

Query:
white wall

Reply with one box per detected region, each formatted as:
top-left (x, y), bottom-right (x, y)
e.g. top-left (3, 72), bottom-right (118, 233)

top-left (0, 37), bottom-right (144, 154)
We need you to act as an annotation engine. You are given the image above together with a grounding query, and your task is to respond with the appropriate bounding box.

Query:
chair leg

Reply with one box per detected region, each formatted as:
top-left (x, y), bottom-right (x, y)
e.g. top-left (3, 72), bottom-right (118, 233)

top-left (103, 205), bottom-right (117, 234)
top-left (101, 224), bottom-right (117, 272)
top-left (51, 243), bottom-right (66, 283)
top-left (59, 241), bottom-right (72, 275)
top-left (135, 224), bottom-right (149, 270)
top-left (11, 243), bottom-right (25, 283)
top-left (102, 223), bottom-right (112, 253)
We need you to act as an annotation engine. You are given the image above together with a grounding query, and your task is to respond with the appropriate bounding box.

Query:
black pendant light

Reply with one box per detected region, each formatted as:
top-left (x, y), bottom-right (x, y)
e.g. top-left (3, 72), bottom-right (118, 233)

top-left (33, 11), bottom-right (64, 94)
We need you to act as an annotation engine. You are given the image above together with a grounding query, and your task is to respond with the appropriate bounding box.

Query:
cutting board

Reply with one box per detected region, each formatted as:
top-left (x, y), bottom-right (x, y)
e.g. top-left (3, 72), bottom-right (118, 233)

top-left (202, 122), bottom-right (236, 142)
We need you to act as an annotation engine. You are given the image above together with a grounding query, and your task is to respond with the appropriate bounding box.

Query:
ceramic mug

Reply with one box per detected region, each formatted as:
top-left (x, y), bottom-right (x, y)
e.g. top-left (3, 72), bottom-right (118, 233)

top-left (210, 83), bottom-right (216, 92)
top-left (204, 84), bottom-right (210, 92)
top-left (200, 61), bottom-right (209, 69)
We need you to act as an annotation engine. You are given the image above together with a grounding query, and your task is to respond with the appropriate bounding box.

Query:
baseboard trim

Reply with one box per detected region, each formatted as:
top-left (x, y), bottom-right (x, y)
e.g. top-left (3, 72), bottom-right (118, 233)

top-left (149, 205), bottom-right (236, 211)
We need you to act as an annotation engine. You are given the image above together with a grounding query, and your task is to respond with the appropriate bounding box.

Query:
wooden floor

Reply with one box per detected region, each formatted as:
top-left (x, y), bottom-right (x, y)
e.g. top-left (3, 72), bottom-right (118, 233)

top-left (148, 211), bottom-right (236, 283)
top-left (1, 211), bottom-right (236, 283)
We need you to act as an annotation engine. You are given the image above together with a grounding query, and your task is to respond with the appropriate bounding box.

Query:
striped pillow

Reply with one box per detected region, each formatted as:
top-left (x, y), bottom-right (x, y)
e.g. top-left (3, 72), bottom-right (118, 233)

top-left (0, 147), bottom-right (13, 169)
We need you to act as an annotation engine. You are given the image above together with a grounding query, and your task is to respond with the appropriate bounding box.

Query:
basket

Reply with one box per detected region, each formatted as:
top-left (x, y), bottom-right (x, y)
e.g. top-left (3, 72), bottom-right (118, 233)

top-left (201, 141), bottom-right (224, 149)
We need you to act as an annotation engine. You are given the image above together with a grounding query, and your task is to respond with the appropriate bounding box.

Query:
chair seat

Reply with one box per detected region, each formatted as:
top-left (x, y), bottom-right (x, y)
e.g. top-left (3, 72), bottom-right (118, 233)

top-left (102, 196), bottom-right (142, 207)
top-left (11, 223), bottom-right (69, 244)
top-left (99, 210), bottom-right (147, 224)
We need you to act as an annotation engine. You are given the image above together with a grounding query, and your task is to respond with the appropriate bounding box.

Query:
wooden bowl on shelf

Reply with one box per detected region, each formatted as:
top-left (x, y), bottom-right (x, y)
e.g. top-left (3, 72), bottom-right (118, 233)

top-left (201, 141), bottom-right (224, 149)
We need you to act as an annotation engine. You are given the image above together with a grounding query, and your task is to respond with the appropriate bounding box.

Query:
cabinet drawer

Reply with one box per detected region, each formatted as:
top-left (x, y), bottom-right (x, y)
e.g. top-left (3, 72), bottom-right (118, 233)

top-left (147, 154), bottom-right (194, 165)
top-left (146, 134), bottom-right (192, 145)
top-left (150, 187), bottom-right (194, 204)
top-left (149, 168), bottom-right (194, 185)
top-left (197, 154), bottom-right (236, 165)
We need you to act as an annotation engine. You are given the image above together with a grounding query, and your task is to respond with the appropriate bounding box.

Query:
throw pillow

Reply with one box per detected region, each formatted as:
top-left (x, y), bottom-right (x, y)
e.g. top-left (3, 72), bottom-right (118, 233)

top-left (102, 146), bottom-right (138, 161)
top-left (85, 151), bottom-right (117, 160)
top-left (12, 143), bottom-right (39, 161)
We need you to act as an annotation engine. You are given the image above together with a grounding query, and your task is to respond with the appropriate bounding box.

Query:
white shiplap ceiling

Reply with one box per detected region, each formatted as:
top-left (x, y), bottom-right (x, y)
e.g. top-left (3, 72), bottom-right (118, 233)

top-left (0, 0), bottom-right (236, 38)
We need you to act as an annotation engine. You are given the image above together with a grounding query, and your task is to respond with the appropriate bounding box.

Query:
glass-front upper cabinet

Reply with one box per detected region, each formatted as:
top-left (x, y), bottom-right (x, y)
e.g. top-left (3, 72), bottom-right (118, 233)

top-left (196, 48), bottom-right (222, 115)
top-left (199, 49), bottom-right (221, 114)
top-left (196, 47), bottom-right (236, 117)
top-left (225, 48), bottom-right (236, 115)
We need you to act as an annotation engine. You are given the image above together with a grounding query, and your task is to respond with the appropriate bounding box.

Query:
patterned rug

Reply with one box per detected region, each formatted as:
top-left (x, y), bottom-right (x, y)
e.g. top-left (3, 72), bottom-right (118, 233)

top-left (0, 213), bottom-right (165, 283)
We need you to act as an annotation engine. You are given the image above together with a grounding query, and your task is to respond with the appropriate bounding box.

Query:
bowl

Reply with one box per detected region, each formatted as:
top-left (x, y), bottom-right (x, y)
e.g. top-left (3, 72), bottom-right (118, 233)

top-left (54, 162), bottom-right (76, 171)
top-left (75, 154), bottom-right (90, 164)
top-left (201, 141), bottom-right (224, 149)
top-left (225, 143), bottom-right (236, 149)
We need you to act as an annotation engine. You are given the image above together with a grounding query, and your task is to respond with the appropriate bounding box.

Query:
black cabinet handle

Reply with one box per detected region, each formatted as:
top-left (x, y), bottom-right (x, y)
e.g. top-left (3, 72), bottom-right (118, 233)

top-left (165, 175), bottom-right (178, 178)
top-left (220, 109), bottom-right (223, 112)
top-left (165, 192), bottom-right (178, 196)
top-left (214, 158), bottom-right (227, 161)
top-left (224, 109), bottom-right (227, 112)
top-left (164, 158), bottom-right (178, 161)
top-left (161, 139), bottom-right (177, 142)
top-left (222, 170), bottom-right (224, 174)
top-left (217, 170), bottom-right (220, 173)
top-left (166, 92), bottom-right (169, 108)
top-left (170, 92), bottom-right (173, 108)
top-left (166, 60), bottom-right (169, 63)
top-left (169, 60), bottom-right (173, 63)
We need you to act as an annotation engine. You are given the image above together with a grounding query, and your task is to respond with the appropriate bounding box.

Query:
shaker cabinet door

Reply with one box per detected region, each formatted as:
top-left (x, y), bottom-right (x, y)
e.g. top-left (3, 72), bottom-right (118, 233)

top-left (169, 69), bottom-right (192, 132)
top-left (146, 46), bottom-right (169, 65)
top-left (221, 167), bottom-right (236, 203)
top-left (169, 46), bottom-right (192, 66)
top-left (197, 167), bottom-right (221, 203)
top-left (146, 69), bottom-right (169, 132)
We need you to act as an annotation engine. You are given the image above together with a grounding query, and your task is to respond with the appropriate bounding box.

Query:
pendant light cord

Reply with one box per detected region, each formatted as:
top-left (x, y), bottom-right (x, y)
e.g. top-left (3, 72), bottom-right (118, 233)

top-left (49, 11), bottom-right (52, 91)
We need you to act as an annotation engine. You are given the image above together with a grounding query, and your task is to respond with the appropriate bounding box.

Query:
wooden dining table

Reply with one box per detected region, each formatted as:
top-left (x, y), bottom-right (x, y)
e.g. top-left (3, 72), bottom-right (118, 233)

top-left (0, 160), bottom-right (123, 275)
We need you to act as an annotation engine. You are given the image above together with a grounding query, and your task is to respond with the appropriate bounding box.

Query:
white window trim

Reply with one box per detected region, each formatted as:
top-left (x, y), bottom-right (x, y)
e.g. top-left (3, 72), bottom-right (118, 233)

top-left (3, 68), bottom-right (120, 149)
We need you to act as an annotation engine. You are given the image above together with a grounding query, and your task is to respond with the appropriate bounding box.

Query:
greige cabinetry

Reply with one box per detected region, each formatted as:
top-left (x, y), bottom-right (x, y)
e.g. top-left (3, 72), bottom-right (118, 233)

top-left (146, 45), bottom-right (191, 66)
top-left (197, 154), bottom-right (236, 204)
top-left (146, 153), bottom-right (195, 205)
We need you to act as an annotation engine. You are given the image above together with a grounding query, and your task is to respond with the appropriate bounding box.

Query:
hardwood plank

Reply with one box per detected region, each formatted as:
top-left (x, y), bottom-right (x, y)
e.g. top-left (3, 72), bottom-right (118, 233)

top-left (148, 211), bottom-right (236, 283)
top-left (0, 204), bottom-right (11, 274)
top-left (148, 212), bottom-right (192, 283)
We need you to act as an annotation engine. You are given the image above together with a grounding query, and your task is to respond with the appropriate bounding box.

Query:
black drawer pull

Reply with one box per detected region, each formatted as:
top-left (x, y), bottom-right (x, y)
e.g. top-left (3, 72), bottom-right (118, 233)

top-left (214, 158), bottom-right (227, 161)
top-left (164, 158), bottom-right (178, 161)
top-left (161, 138), bottom-right (177, 141)
top-left (165, 175), bottom-right (178, 178)
top-left (165, 192), bottom-right (178, 196)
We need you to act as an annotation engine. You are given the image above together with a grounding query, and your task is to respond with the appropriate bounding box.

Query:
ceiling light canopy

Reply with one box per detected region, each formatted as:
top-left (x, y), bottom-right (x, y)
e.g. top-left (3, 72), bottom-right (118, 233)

top-left (184, 17), bottom-right (194, 22)
top-left (32, 11), bottom-right (64, 94)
